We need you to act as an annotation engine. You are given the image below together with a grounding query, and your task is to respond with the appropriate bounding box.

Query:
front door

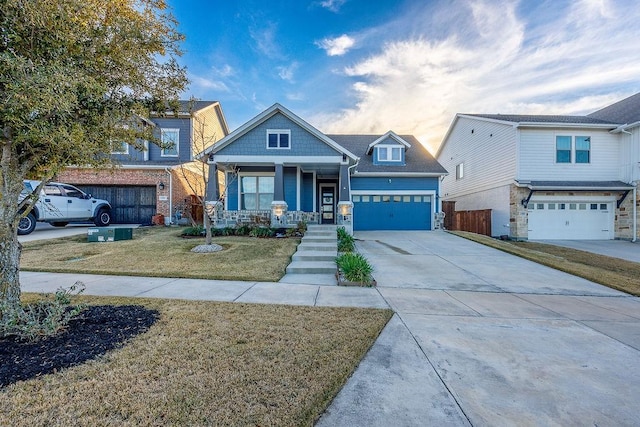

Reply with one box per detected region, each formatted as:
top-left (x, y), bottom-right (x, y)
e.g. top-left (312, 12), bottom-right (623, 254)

top-left (320, 185), bottom-right (335, 224)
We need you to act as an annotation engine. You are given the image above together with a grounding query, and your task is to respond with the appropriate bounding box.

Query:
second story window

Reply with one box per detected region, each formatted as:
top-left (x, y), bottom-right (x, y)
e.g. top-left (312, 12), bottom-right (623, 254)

top-left (556, 136), bottom-right (572, 163)
top-left (456, 162), bottom-right (464, 180)
top-left (111, 141), bottom-right (129, 155)
top-left (575, 136), bottom-right (590, 163)
top-left (267, 130), bottom-right (291, 149)
top-left (555, 135), bottom-right (591, 164)
top-left (377, 145), bottom-right (402, 162)
top-left (161, 128), bottom-right (179, 157)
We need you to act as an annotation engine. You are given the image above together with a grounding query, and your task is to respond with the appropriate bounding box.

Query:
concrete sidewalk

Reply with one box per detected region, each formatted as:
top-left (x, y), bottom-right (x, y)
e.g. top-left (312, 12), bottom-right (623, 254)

top-left (19, 271), bottom-right (388, 309)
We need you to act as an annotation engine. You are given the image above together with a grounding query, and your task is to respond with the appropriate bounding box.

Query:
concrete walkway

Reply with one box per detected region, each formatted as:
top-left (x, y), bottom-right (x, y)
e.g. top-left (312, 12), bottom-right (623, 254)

top-left (19, 271), bottom-right (387, 309)
top-left (18, 230), bottom-right (640, 426)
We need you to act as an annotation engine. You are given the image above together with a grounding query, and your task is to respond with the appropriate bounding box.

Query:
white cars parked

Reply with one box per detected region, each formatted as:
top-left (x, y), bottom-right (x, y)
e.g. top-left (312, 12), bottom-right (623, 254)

top-left (18, 180), bottom-right (112, 235)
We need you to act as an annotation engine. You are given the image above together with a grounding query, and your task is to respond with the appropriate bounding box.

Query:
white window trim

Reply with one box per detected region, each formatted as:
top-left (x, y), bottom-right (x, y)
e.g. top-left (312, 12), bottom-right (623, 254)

top-left (237, 172), bottom-right (276, 210)
top-left (111, 142), bottom-right (129, 155)
top-left (554, 134), bottom-right (591, 164)
top-left (376, 144), bottom-right (403, 162)
top-left (266, 129), bottom-right (291, 150)
top-left (456, 162), bottom-right (464, 180)
top-left (161, 128), bottom-right (180, 157)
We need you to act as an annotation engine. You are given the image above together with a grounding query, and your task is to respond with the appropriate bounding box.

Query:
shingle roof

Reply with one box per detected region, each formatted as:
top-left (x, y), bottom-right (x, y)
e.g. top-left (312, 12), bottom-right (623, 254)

top-left (587, 92), bottom-right (640, 124)
top-left (327, 134), bottom-right (447, 174)
top-left (464, 114), bottom-right (616, 125)
top-left (177, 100), bottom-right (218, 113)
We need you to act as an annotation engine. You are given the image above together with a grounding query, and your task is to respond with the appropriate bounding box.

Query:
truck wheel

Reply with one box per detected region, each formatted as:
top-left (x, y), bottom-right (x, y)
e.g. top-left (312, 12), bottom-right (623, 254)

top-left (18, 212), bottom-right (37, 235)
top-left (51, 222), bottom-right (69, 227)
top-left (94, 208), bottom-right (112, 226)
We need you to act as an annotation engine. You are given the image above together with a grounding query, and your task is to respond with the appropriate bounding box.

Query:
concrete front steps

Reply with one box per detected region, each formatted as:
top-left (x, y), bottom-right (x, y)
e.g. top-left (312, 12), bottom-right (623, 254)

top-left (280, 225), bottom-right (338, 285)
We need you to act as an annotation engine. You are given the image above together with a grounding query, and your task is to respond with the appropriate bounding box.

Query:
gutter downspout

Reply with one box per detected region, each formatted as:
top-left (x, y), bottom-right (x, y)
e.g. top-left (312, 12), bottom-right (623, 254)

top-left (633, 183), bottom-right (637, 243)
top-left (165, 167), bottom-right (173, 225)
top-left (347, 158), bottom-right (360, 199)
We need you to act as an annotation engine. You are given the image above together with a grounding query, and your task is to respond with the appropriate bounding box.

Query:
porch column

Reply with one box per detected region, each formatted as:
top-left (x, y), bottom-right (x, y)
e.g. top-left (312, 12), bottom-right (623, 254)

top-left (271, 163), bottom-right (288, 227)
top-left (206, 161), bottom-right (219, 201)
top-left (337, 163), bottom-right (353, 235)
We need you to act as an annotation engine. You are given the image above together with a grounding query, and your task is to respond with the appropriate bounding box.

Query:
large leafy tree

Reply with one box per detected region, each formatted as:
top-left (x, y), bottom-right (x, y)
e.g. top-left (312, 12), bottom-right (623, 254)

top-left (0, 0), bottom-right (187, 307)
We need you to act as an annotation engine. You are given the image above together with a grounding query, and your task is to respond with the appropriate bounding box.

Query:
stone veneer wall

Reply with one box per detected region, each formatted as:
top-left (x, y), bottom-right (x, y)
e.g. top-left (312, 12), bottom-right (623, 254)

top-left (509, 185), bottom-right (530, 240)
top-left (616, 182), bottom-right (640, 240)
top-left (211, 210), bottom-right (320, 228)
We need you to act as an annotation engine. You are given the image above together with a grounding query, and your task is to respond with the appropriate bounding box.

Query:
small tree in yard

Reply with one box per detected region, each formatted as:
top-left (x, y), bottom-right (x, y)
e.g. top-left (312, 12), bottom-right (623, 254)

top-left (177, 106), bottom-right (237, 246)
top-left (0, 0), bottom-right (187, 310)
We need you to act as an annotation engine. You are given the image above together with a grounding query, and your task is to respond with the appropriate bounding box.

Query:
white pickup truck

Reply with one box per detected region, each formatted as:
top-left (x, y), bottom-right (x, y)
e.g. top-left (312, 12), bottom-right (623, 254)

top-left (18, 180), bottom-right (112, 235)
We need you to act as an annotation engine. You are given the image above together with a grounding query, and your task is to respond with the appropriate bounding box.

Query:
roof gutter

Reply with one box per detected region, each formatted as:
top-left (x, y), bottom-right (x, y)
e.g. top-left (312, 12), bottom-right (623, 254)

top-left (611, 121), bottom-right (640, 134)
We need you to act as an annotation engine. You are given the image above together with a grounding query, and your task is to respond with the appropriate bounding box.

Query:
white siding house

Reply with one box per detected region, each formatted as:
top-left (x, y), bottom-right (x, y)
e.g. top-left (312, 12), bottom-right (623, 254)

top-left (437, 93), bottom-right (640, 241)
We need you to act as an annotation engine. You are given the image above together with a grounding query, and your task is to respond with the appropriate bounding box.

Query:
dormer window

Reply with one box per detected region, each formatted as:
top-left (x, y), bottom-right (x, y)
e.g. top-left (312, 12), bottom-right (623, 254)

top-left (377, 145), bottom-right (402, 162)
top-left (267, 129), bottom-right (291, 149)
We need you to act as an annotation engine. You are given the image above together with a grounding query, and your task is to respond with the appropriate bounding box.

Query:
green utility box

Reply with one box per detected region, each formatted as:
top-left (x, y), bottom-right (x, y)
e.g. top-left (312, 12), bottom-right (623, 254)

top-left (87, 227), bottom-right (133, 242)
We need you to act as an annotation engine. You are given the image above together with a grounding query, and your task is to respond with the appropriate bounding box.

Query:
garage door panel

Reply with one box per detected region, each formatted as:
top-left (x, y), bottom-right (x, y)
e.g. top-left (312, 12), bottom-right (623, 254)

top-left (528, 201), bottom-right (613, 240)
top-left (353, 194), bottom-right (431, 231)
top-left (78, 185), bottom-right (156, 225)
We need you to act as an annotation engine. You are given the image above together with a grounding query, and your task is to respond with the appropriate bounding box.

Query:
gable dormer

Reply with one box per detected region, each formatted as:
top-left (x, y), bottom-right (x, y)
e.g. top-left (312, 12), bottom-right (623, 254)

top-left (367, 131), bottom-right (411, 166)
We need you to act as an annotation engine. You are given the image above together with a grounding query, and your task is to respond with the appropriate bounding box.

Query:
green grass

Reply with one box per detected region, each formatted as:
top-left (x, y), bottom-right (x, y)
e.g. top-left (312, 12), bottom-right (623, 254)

top-left (1, 295), bottom-right (393, 426)
top-left (450, 231), bottom-right (640, 296)
top-left (20, 227), bottom-right (300, 282)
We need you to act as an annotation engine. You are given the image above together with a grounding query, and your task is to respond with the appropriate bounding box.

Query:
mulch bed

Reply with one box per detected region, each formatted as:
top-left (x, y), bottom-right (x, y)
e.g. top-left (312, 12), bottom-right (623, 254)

top-left (0, 305), bottom-right (159, 388)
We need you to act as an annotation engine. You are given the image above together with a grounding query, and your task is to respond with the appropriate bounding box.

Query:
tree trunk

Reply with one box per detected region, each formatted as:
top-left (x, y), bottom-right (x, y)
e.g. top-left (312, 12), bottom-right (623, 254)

top-left (0, 222), bottom-right (22, 309)
top-left (203, 205), bottom-right (212, 246)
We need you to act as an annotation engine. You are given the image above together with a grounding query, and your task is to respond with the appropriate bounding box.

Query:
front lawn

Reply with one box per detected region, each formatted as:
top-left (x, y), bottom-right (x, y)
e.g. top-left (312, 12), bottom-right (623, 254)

top-left (450, 231), bottom-right (640, 296)
top-left (20, 227), bottom-right (299, 282)
top-left (0, 296), bottom-right (393, 426)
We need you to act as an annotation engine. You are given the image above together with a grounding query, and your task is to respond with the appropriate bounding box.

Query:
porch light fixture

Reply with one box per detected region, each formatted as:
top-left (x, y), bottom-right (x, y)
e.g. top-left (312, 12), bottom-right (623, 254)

top-left (273, 205), bottom-right (284, 217)
top-left (339, 204), bottom-right (350, 216)
top-left (159, 182), bottom-right (165, 190)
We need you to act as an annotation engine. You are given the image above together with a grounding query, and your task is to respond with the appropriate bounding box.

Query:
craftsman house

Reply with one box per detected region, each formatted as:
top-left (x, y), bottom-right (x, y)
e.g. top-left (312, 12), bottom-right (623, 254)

top-left (203, 103), bottom-right (447, 233)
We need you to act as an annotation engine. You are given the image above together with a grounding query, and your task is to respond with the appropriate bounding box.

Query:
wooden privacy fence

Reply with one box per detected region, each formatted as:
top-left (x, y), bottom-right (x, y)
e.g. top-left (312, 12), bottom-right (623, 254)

top-left (442, 201), bottom-right (492, 236)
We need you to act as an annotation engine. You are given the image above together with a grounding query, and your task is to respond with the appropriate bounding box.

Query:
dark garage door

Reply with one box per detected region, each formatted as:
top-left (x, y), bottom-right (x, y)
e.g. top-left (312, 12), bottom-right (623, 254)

top-left (78, 186), bottom-right (156, 225)
top-left (353, 194), bottom-right (431, 231)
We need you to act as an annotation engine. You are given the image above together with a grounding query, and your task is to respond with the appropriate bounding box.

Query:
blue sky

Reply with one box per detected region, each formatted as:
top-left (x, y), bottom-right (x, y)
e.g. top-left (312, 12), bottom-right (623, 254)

top-left (167, 0), bottom-right (640, 153)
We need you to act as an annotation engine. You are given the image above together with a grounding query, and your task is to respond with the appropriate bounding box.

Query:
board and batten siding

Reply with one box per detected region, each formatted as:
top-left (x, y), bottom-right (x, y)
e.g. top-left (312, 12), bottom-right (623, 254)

top-left (517, 128), bottom-right (620, 181)
top-left (618, 128), bottom-right (640, 183)
top-left (215, 112), bottom-right (340, 157)
top-left (438, 117), bottom-right (517, 200)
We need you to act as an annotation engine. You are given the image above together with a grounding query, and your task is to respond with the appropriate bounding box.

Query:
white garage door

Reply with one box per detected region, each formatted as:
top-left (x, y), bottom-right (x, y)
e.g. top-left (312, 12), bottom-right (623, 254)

top-left (528, 201), bottom-right (613, 240)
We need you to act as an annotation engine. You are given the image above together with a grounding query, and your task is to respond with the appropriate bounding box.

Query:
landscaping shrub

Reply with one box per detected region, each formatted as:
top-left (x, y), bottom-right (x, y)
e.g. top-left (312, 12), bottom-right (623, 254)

top-left (337, 227), bottom-right (355, 252)
top-left (249, 227), bottom-right (276, 238)
top-left (336, 253), bottom-right (374, 284)
top-left (181, 226), bottom-right (205, 236)
top-left (0, 283), bottom-right (86, 342)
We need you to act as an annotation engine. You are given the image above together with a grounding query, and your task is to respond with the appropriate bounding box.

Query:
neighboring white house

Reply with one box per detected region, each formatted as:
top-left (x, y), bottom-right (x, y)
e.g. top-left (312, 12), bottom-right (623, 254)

top-left (436, 93), bottom-right (640, 241)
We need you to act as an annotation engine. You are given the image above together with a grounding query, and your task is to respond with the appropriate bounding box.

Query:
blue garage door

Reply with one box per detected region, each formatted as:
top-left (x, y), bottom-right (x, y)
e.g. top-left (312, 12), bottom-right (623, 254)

top-left (353, 194), bottom-right (431, 230)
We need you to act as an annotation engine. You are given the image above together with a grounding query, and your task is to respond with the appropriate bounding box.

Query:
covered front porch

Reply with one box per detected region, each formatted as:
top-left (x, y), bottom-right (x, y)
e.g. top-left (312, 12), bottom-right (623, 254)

top-left (206, 160), bottom-right (354, 233)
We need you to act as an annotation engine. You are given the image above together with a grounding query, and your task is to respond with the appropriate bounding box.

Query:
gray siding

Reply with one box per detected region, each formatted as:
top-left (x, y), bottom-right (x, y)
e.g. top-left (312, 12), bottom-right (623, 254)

top-left (216, 112), bottom-right (341, 157)
top-left (151, 117), bottom-right (192, 162)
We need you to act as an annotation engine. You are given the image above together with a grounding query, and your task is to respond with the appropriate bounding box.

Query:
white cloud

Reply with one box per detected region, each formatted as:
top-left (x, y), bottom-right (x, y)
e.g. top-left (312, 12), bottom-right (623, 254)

top-left (278, 62), bottom-right (299, 82)
top-left (317, 0), bottom-right (346, 13)
top-left (249, 22), bottom-right (283, 59)
top-left (213, 64), bottom-right (234, 78)
top-left (190, 75), bottom-right (230, 92)
top-left (316, 34), bottom-right (355, 56)
top-left (314, 0), bottom-right (640, 153)
top-left (286, 92), bottom-right (305, 101)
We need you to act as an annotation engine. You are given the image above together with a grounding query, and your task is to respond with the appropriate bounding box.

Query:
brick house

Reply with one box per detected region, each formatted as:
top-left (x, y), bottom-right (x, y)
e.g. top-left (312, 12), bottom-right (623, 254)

top-left (57, 101), bottom-right (229, 224)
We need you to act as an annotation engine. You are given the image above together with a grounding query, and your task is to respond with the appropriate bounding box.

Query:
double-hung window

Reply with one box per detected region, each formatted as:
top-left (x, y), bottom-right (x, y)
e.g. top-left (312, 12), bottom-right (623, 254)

top-left (575, 136), bottom-right (590, 163)
top-left (240, 176), bottom-right (274, 210)
top-left (556, 136), bottom-right (572, 163)
top-left (161, 128), bottom-right (179, 157)
top-left (111, 141), bottom-right (128, 155)
top-left (555, 135), bottom-right (591, 164)
top-left (267, 130), bottom-right (290, 149)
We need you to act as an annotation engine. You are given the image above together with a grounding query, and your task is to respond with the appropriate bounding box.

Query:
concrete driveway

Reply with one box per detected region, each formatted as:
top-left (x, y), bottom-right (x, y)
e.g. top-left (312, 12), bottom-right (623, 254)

top-left (533, 239), bottom-right (640, 263)
top-left (318, 231), bottom-right (640, 426)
